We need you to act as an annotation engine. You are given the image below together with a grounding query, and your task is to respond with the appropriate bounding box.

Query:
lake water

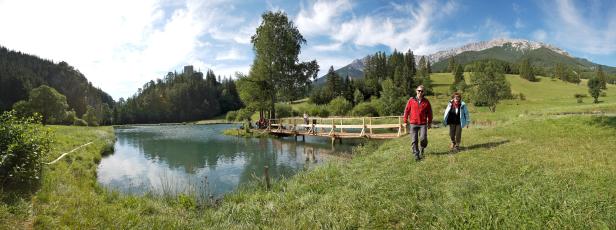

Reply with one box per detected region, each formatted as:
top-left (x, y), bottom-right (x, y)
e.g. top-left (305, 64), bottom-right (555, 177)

top-left (97, 124), bottom-right (358, 197)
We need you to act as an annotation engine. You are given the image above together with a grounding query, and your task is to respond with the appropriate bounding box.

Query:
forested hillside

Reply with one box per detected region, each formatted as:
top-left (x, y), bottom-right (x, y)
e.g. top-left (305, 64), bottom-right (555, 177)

top-left (113, 67), bottom-right (242, 124)
top-left (0, 46), bottom-right (113, 116)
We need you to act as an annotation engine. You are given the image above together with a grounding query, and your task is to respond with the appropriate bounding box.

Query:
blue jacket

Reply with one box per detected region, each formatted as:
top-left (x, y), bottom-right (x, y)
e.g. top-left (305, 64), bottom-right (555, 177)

top-left (443, 101), bottom-right (470, 128)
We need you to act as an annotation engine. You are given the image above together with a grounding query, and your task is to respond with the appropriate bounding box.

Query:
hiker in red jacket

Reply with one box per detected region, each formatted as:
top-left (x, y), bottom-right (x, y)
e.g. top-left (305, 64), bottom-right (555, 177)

top-left (403, 85), bottom-right (433, 161)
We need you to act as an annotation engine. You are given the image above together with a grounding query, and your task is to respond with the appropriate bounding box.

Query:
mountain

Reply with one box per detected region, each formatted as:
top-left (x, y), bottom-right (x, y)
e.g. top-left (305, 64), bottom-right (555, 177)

top-left (314, 38), bottom-right (615, 84)
top-left (314, 57), bottom-right (367, 85)
top-left (0, 46), bottom-right (114, 116)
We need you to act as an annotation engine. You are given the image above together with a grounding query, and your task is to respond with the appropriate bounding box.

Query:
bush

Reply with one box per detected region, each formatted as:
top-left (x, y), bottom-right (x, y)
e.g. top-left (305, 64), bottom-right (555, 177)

top-left (351, 102), bottom-right (379, 117)
top-left (0, 111), bottom-right (52, 188)
top-left (236, 108), bottom-right (253, 122)
top-left (275, 103), bottom-right (293, 118)
top-left (328, 96), bottom-right (352, 116)
top-left (574, 93), bottom-right (587, 103)
top-left (225, 111), bottom-right (237, 121)
top-left (519, 93), bottom-right (526, 101)
top-left (63, 110), bottom-right (77, 125)
top-left (73, 118), bottom-right (88, 126)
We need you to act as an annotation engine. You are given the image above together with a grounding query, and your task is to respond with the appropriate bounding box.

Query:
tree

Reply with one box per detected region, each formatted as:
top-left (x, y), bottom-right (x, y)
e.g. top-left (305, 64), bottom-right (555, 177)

top-left (450, 64), bottom-right (467, 93)
top-left (325, 66), bottom-right (342, 97)
top-left (249, 11), bottom-right (319, 119)
top-left (83, 105), bottom-right (99, 126)
top-left (327, 96), bottom-right (352, 116)
top-left (448, 57), bottom-right (457, 73)
top-left (596, 66), bottom-right (607, 90)
top-left (16, 85), bottom-right (69, 124)
top-left (353, 89), bottom-right (364, 105)
top-left (519, 58), bottom-right (536, 81)
top-left (554, 63), bottom-right (567, 81)
top-left (417, 56), bottom-right (428, 78)
top-left (470, 63), bottom-right (512, 112)
top-left (588, 77), bottom-right (602, 103)
top-left (378, 79), bottom-right (406, 116)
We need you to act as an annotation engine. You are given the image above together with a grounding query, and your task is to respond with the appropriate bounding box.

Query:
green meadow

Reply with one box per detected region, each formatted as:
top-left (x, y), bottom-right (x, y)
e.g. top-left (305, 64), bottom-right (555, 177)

top-left (2, 73), bottom-right (615, 229)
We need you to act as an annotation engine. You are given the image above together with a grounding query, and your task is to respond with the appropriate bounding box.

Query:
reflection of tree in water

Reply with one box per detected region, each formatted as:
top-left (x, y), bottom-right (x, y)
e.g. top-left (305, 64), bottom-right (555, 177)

top-left (113, 125), bottom-right (354, 194)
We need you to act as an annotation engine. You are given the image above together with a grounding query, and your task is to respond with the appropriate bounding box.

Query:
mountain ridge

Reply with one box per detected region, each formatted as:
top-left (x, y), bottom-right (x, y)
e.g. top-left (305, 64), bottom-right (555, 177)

top-left (315, 38), bottom-right (615, 84)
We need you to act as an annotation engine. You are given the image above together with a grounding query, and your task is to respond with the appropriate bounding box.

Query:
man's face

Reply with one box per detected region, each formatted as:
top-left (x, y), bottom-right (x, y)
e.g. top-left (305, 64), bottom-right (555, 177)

top-left (416, 88), bottom-right (424, 97)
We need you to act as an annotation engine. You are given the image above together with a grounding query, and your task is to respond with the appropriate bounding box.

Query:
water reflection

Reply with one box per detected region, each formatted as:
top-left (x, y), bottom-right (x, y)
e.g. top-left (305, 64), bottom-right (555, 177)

top-left (97, 124), bottom-right (355, 197)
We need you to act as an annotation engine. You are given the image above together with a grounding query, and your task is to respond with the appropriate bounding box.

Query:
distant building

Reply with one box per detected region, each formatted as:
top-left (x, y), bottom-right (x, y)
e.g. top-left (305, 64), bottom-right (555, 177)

top-left (184, 65), bottom-right (194, 75)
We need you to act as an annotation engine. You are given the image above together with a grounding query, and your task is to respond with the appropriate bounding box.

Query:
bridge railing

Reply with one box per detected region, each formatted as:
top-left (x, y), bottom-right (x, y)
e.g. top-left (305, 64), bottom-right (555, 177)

top-left (267, 116), bottom-right (406, 138)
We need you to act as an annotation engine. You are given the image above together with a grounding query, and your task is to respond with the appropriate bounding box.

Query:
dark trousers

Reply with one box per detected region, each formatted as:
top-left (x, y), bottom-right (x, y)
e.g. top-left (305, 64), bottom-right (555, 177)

top-left (409, 124), bottom-right (428, 157)
top-left (449, 124), bottom-right (462, 147)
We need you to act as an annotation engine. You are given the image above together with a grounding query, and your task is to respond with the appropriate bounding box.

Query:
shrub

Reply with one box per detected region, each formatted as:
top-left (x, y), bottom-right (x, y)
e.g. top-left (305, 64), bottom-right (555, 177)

top-left (328, 96), bottom-right (352, 116)
top-left (574, 93), bottom-right (587, 103)
top-left (519, 93), bottom-right (526, 101)
top-left (63, 110), bottom-right (77, 125)
top-left (275, 103), bottom-right (293, 118)
top-left (236, 108), bottom-right (254, 122)
top-left (351, 102), bottom-right (379, 117)
top-left (73, 118), bottom-right (88, 126)
top-left (0, 111), bottom-right (52, 188)
top-left (225, 111), bottom-right (237, 121)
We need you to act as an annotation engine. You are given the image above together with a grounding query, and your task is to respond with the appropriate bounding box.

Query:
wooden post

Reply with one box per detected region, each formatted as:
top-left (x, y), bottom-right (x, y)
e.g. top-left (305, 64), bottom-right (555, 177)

top-left (264, 166), bottom-right (271, 190)
top-left (360, 117), bottom-right (366, 137)
top-left (369, 117), bottom-right (373, 135)
top-left (340, 119), bottom-right (344, 134)
top-left (398, 116), bottom-right (402, 137)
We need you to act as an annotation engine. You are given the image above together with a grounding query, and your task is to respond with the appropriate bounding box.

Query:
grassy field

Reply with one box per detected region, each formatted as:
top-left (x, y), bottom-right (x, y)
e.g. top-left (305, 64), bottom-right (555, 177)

top-left (2, 73), bottom-right (615, 228)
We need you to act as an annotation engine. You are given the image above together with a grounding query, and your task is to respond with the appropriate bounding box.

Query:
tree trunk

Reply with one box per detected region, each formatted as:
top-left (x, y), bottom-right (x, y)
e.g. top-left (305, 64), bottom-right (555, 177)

top-left (270, 92), bottom-right (276, 120)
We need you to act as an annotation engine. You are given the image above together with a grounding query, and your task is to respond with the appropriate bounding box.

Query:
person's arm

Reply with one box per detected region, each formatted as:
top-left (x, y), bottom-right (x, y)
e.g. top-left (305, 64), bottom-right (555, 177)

top-left (464, 104), bottom-right (470, 128)
top-left (427, 101), bottom-right (433, 128)
top-left (403, 98), bottom-right (412, 124)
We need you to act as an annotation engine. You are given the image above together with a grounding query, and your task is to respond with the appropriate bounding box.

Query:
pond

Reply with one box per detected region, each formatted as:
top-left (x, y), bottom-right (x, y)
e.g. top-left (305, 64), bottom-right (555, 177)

top-left (97, 124), bottom-right (359, 197)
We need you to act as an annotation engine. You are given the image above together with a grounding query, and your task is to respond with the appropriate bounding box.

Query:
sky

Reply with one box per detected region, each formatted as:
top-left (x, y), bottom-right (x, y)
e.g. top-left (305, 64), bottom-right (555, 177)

top-left (1, 0), bottom-right (615, 100)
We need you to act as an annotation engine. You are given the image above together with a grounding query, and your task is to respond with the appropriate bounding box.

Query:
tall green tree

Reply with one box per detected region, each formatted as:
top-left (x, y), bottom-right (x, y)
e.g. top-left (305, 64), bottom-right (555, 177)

top-left (588, 77), bottom-right (602, 103)
top-left (596, 65), bottom-right (608, 90)
top-left (448, 57), bottom-right (457, 73)
top-left (379, 79), bottom-right (406, 116)
top-left (14, 85), bottom-right (69, 124)
top-left (450, 64), bottom-right (467, 93)
top-left (553, 63), bottom-right (567, 81)
top-left (470, 63), bottom-right (512, 112)
top-left (325, 66), bottom-right (342, 97)
top-left (249, 11), bottom-right (319, 119)
top-left (519, 58), bottom-right (537, 81)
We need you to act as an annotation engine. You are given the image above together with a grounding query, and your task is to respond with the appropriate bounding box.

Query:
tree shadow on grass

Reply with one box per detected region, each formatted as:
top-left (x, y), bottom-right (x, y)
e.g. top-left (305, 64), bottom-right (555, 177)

top-left (591, 116), bottom-right (616, 130)
top-left (431, 139), bottom-right (510, 155)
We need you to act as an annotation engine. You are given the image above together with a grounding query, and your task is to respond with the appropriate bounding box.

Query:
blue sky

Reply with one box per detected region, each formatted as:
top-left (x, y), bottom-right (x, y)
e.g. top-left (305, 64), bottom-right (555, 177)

top-left (0, 0), bottom-right (615, 100)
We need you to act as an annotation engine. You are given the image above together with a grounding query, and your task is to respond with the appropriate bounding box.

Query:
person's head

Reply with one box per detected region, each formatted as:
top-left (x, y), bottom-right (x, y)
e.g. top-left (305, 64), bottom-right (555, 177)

top-left (452, 92), bottom-right (461, 102)
top-left (416, 85), bottom-right (425, 98)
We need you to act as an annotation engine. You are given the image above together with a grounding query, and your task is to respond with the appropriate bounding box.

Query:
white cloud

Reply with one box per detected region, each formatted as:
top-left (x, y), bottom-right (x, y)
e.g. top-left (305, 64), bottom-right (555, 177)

top-left (295, 0), bottom-right (352, 36)
top-left (215, 48), bottom-right (246, 61)
top-left (0, 0), bottom-right (254, 100)
top-left (515, 18), bottom-right (524, 29)
top-left (312, 42), bottom-right (344, 52)
top-left (482, 18), bottom-right (511, 39)
top-left (541, 0), bottom-right (616, 55)
top-left (532, 29), bottom-right (548, 41)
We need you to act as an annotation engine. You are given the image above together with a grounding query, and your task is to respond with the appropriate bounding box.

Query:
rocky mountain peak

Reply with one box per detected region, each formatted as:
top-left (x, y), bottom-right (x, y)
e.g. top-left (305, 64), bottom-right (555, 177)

top-left (422, 38), bottom-right (570, 64)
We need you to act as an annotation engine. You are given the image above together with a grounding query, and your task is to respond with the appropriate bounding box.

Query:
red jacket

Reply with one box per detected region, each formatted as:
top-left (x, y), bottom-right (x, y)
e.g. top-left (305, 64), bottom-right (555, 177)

top-left (403, 97), bottom-right (433, 125)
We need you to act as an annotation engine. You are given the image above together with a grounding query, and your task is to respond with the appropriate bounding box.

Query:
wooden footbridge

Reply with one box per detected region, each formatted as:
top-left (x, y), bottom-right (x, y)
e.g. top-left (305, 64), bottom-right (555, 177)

top-left (266, 116), bottom-right (407, 144)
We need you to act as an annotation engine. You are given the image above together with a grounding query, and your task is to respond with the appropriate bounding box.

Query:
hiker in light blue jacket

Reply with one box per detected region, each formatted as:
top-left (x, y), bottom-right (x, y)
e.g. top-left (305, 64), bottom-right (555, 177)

top-left (443, 92), bottom-right (470, 151)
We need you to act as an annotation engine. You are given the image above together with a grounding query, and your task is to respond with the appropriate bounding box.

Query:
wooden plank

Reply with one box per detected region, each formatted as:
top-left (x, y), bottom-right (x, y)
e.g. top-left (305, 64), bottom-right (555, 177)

top-left (368, 124), bottom-right (400, 129)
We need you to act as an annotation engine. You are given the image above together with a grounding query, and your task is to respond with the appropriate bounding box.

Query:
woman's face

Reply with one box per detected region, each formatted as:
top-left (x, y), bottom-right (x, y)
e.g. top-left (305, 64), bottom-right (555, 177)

top-left (453, 96), bottom-right (460, 102)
